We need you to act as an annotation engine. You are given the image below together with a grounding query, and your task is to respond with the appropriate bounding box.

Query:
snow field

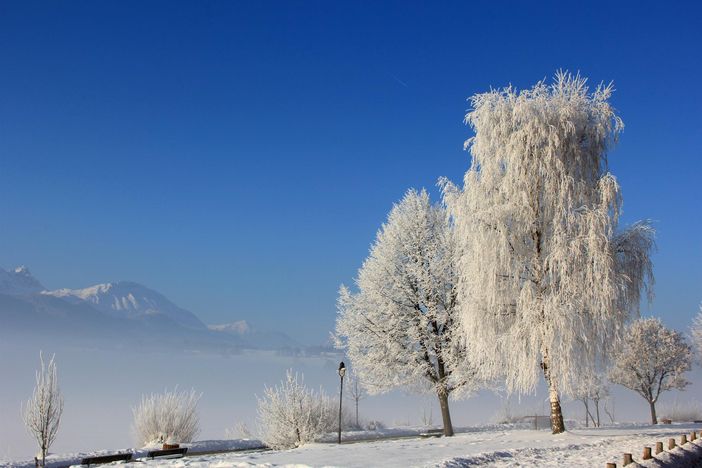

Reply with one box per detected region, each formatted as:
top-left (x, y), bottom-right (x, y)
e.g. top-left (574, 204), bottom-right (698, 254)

top-left (121, 424), bottom-right (702, 467)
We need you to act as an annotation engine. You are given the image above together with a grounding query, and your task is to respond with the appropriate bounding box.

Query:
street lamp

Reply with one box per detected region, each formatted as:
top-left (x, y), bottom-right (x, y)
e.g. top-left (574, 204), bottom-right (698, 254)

top-left (337, 361), bottom-right (346, 444)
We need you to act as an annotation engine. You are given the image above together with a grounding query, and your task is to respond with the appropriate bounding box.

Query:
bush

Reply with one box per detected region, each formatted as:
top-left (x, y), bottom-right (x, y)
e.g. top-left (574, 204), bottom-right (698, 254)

top-left (132, 388), bottom-right (201, 446)
top-left (257, 370), bottom-right (334, 449)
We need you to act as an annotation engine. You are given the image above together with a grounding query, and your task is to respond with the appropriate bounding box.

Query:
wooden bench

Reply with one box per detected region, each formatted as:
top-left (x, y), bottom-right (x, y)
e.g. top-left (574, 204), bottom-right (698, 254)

top-left (419, 429), bottom-right (444, 438)
top-left (146, 447), bottom-right (188, 459)
top-left (80, 453), bottom-right (132, 466)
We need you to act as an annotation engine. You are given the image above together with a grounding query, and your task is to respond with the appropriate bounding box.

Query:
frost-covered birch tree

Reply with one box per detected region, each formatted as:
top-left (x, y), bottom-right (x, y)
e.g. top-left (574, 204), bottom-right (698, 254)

top-left (22, 352), bottom-right (63, 467)
top-left (443, 72), bottom-right (654, 433)
top-left (335, 189), bottom-right (478, 437)
top-left (610, 317), bottom-right (692, 424)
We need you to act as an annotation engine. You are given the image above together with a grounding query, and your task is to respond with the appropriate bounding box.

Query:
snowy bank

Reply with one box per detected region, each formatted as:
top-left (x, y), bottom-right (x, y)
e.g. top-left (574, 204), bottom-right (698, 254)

top-left (1, 438), bottom-right (264, 468)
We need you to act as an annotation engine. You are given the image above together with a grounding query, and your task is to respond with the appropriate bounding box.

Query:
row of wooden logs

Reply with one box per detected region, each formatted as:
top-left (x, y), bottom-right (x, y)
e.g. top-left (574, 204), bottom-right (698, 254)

top-left (605, 430), bottom-right (700, 467)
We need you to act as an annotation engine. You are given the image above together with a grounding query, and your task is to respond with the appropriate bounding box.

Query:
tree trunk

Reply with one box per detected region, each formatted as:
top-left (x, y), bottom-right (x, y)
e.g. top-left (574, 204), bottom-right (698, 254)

top-left (541, 364), bottom-right (565, 434)
top-left (437, 387), bottom-right (454, 436)
top-left (649, 400), bottom-right (658, 425)
top-left (542, 356), bottom-right (565, 434)
top-left (595, 399), bottom-right (601, 428)
top-left (548, 382), bottom-right (565, 433)
top-left (583, 400), bottom-right (589, 427)
top-left (355, 398), bottom-right (359, 428)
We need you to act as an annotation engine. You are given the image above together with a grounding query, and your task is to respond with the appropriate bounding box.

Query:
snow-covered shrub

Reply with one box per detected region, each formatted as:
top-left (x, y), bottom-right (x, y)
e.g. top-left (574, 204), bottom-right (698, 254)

top-left (257, 370), bottom-right (333, 449)
top-left (132, 388), bottom-right (201, 446)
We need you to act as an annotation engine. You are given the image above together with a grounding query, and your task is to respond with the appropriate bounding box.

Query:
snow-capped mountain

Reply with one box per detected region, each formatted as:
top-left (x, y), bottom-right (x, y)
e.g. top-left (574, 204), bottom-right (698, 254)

top-left (209, 320), bottom-right (251, 334)
top-left (0, 266), bottom-right (45, 295)
top-left (44, 281), bottom-right (205, 330)
top-left (0, 265), bottom-right (304, 353)
top-left (209, 320), bottom-right (299, 349)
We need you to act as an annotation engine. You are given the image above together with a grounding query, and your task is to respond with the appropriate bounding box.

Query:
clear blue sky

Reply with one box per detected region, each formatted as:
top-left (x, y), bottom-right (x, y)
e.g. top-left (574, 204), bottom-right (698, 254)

top-left (0, 1), bottom-right (700, 343)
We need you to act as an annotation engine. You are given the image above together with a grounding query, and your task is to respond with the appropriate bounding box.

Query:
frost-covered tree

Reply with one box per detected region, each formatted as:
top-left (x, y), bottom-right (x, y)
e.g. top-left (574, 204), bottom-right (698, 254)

top-left (22, 352), bottom-right (63, 468)
top-left (132, 388), bottom-right (201, 446)
top-left (336, 189), bottom-right (478, 437)
top-left (256, 370), bottom-right (333, 449)
top-left (610, 317), bottom-right (692, 424)
top-left (443, 72), bottom-right (654, 433)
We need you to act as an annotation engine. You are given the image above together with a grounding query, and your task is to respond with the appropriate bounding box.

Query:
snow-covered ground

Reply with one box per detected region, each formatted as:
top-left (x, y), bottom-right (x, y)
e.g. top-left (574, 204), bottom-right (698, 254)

top-left (6, 423), bottom-right (702, 468)
top-left (138, 424), bottom-right (702, 467)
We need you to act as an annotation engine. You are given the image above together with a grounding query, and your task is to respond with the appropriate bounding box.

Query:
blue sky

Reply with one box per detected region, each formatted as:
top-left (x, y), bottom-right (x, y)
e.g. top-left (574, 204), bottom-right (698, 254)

top-left (0, 1), bottom-right (700, 343)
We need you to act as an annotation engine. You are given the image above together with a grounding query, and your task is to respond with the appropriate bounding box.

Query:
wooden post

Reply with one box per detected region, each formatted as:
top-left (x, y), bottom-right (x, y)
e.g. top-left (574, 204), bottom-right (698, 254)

top-left (623, 453), bottom-right (633, 465)
top-left (692, 431), bottom-right (697, 441)
top-left (681, 434), bottom-right (688, 445)
top-left (656, 441), bottom-right (663, 454)
top-left (669, 438), bottom-right (676, 450)
top-left (642, 446), bottom-right (652, 460)
top-left (606, 464), bottom-right (617, 468)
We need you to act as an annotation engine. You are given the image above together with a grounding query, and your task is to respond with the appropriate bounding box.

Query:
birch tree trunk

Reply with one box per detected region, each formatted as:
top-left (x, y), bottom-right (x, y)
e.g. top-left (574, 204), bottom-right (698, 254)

top-left (547, 380), bottom-right (565, 433)
top-left (542, 354), bottom-right (565, 434)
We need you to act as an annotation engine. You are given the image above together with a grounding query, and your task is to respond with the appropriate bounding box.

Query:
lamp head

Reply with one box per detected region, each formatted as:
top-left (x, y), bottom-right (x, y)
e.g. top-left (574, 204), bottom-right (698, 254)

top-left (338, 361), bottom-right (346, 378)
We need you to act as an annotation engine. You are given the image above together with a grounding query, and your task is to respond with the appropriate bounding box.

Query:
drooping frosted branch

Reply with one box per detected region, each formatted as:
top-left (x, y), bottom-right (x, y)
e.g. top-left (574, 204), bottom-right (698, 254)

top-left (445, 72), bottom-right (654, 397)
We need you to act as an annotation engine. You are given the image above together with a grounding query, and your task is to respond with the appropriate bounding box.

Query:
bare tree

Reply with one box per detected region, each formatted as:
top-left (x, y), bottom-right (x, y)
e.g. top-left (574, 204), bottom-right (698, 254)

top-left (572, 371), bottom-right (608, 427)
top-left (22, 352), bottom-right (63, 467)
top-left (132, 388), bottom-right (201, 446)
top-left (443, 72), bottom-right (654, 433)
top-left (610, 317), bottom-right (692, 424)
top-left (603, 397), bottom-right (616, 424)
top-left (344, 371), bottom-right (366, 429)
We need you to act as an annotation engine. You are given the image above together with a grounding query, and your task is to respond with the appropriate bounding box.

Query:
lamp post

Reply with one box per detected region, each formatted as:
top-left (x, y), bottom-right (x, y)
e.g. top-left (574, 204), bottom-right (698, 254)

top-left (337, 361), bottom-right (346, 444)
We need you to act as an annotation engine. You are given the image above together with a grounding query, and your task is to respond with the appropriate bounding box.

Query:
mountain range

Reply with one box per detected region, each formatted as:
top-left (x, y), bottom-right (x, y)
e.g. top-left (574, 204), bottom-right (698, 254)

top-left (0, 266), bottom-right (298, 352)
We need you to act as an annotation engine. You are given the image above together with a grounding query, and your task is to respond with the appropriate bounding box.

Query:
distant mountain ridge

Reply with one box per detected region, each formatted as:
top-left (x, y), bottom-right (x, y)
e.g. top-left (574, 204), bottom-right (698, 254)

top-left (0, 266), bottom-right (45, 295)
top-left (0, 265), bottom-right (297, 352)
top-left (44, 281), bottom-right (205, 330)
